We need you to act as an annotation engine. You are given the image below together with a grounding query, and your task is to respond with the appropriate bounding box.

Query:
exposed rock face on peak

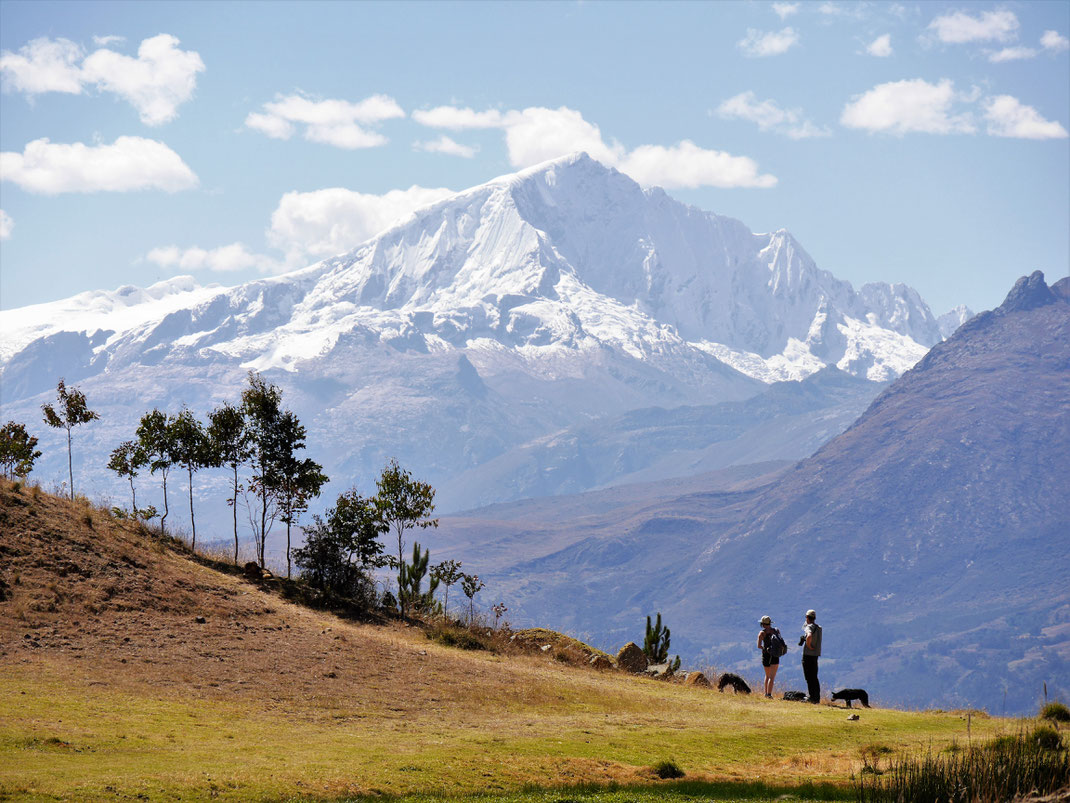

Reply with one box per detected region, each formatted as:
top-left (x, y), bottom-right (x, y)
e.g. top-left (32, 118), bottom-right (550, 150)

top-left (2, 153), bottom-right (942, 515)
top-left (437, 273), bottom-right (1070, 714)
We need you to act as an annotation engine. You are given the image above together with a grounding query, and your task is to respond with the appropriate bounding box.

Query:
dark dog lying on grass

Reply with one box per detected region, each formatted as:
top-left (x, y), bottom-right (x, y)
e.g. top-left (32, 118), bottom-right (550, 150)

top-left (831, 688), bottom-right (870, 708)
top-left (717, 672), bottom-right (751, 694)
top-left (782, 690), bottom-right (808, 702)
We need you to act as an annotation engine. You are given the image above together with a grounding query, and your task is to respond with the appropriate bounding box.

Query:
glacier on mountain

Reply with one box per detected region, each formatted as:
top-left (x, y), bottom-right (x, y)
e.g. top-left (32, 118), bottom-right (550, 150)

top-left (0, 153), bottom-right (946, 514)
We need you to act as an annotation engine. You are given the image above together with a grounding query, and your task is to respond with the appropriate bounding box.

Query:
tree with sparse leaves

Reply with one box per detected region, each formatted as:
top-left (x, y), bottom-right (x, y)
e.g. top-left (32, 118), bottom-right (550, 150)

top-left (375, 458), bottom-right (438, 586)
top-left (41, 379), bottom-right (99, 500)
top-left (170, 408), bottom-right (212, 551)
top-left (270, 410), bottom-right (328, 579)
top-left (430, 559), bottom-right (463, 618)
top-left (107, 440), bottom-right (148, 513)
top-left (0, 421), bottom-right (41, 480)
top-left (136, 409), bottom-right (177, 536)
top-left (207, 401), bottom-right (249, 564)
top-left (461, 573), bottom-right (485, 624)
top-left (241, 372), bottom-right (284, 568)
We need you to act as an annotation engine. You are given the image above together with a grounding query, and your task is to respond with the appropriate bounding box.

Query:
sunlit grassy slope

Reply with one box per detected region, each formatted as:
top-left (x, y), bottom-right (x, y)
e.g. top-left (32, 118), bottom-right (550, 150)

top-left (0, 479), bottom-right (1010, 802)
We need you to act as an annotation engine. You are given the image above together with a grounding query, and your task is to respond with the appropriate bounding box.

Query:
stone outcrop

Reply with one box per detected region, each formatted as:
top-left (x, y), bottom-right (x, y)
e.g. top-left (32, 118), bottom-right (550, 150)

top-left (616, 642), bottom-right (648, 673)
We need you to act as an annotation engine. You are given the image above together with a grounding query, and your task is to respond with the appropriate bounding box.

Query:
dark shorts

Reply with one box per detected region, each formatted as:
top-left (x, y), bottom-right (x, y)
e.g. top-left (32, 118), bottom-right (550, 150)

top-left (762, 652), bottom-right (779, 667)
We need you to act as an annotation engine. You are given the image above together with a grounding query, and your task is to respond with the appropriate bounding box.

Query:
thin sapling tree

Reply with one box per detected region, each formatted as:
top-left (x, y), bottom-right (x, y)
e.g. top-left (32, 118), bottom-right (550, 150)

top-left (136, 409), bottom-right (177, 536)
top-left (271, 410), bottom-right (328, 579)
top-left (107, 440), bottom-right (148, 514)
top-left (241, 372), bottom-right (284, 567)
top-left (375, 458), bottom-right (438, 591)
top-left (170, 408), bottom-right (211, 551)
top-left (207, 401), bottom-right (249, 564)
top-left (41, 379), bottom-right (99, 500)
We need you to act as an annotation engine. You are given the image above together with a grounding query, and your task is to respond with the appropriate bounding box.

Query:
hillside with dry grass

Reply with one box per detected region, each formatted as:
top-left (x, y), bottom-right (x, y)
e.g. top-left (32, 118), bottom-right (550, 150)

top-left (0, 479), bottom-right (1023, 802)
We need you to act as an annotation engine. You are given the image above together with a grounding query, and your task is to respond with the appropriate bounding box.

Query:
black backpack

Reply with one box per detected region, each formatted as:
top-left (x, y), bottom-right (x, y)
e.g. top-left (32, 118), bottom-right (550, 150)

top-left (766, 628), bottom-right (788, 657)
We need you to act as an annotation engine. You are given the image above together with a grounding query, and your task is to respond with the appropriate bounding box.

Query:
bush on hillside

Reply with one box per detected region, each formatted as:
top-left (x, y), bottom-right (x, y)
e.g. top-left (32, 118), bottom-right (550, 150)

top-left (1041, 701), bottom-right (1070, 724)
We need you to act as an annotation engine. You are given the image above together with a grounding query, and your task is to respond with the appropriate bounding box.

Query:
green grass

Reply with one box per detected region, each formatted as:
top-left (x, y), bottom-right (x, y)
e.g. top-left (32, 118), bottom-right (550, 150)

top-left (0, 660), bottom-right (1010, 803)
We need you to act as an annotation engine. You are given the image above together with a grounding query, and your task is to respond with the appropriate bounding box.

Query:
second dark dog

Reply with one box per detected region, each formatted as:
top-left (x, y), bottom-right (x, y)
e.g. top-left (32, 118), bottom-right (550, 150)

top-left (717, 672), bottom-right (752, 694)
top-left (831, 688), bottom-right (871, 708)
top-left (782, 690), bottom-right (808, 702)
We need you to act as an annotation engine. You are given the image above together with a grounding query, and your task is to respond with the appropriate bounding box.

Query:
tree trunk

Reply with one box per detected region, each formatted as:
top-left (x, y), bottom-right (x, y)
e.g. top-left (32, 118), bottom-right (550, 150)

top-left (129, 476), bottom-right (137, 513)
top-left (187, 463), bottom-right (196, 551)
top-left (259, 480), bottom-right (267, 568)
top-left (232, 464), bottom-right (239, 565)
top-left (161, 472), bottom-right (169, 536)
top-left (286, 518), bottom-right (291, 580)
top-left (66, 427), bottom-right (74, 500)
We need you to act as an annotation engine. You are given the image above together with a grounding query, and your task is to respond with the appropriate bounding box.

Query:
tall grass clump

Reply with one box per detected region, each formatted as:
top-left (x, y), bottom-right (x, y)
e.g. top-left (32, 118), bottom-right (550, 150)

top-left (856, 729), bottom-right (1069, 802)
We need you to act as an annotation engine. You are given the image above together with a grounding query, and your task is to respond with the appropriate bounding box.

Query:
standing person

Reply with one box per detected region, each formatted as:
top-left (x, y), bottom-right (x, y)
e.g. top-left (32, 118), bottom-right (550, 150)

top-left (800, 609), bottom-right (822, 704)
top-left (757, 615), bottom-right (781, 698)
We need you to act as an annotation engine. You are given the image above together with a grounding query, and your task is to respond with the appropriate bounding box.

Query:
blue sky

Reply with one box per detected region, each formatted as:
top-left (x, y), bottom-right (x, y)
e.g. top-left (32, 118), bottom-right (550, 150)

top-left (1, 0), bottom-right (1067, 316)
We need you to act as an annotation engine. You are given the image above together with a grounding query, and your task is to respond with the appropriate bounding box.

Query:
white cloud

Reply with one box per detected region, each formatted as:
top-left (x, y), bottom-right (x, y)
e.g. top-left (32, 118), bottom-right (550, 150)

top-left (415, 104), bottom-right (776, 189)
top-left (245, 93), bottom-right (404, 149)
top-left (1041, 30), bottom-right (1070, 52)
top-left (0, 34), bottom-right (203, 125)
top-left (411, 106), bottom-right (506, 129)
top-left (988, 46), bottom-right (1037, 63)
top-left (92, 35), bottom-right (125, 47)
top-left (738, 27), bottom-right (799, 57)
top-left (772, 2), bottom-right (799, 20)
top-left (0, 37), bottom-right (84, 94)
top-left (927, 9), bottom-right (1018, 44)
top-left (619, 142), bottom-right (777, 189)
top-left (717, 92), bottom-right (830, 139)
top-left (841, 78), bottom-right (976, 135)
top-left (866, 34), bottom-right (894, 57)
top-left (268, 185), bottom-right (455, 264)
top-left (413, 135), bottom-right (478, 158)
top-left (0, 136), bottom-right (198, 194)
top-left (0, 209), bottom-right (12, 240)
top-left (80, 34), bottom-right (205, 125)
top-left (983, 95), bottom-right (1068, 139)
top-left (147, 243), bottom-right (281, 273)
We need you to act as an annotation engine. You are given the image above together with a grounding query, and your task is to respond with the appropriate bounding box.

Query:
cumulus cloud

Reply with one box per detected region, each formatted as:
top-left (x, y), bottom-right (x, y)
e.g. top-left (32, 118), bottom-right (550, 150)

top-left (984, 95), bottom-right (1068, 139)
top-left (413, 135), bottom-right (478, 158)
top-left (1041, 30), bottom-right (1070, 52)
top-left (927, 9), bottom-right (1018, 44)
top-left (866, 34), bottom-right (894, 57)
top-left (0, 37), bottom-right (84, 94)
top-left (840, 78), bottom-right (976, 135)
top-left (267, 185), bottom-right (455, 264)
top-left (0, 136), bottom-right (198, 194)
top-left (147, 243), bottom-right (282, 273)
top-left (738, 27), bottom-right (799, 57)
top-left (0, 34), bottom-right (204, 125)
top-left (92, 35), bottom-right (125, 47)
top-left (772, 2), bottom-right (799, 20)
top-left (717, 92), bottom-right (830, 139)
top-left (414, 104), bottom-right (776, 189)
top-left (245, 93), bottom-right (404, 149)
top-left (618, 142), bottom-right (776, 189)
top-left (0, 209), bottom-right (12, 240)
top-left (988, 46), bottom-right (1037, 62)
top-left (81, 34), bottom-right (205, 125)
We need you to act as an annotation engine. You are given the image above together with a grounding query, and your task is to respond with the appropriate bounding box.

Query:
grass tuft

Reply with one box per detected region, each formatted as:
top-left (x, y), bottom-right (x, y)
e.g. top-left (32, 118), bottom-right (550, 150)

top-left (650, 759), bottom-right (685, 779)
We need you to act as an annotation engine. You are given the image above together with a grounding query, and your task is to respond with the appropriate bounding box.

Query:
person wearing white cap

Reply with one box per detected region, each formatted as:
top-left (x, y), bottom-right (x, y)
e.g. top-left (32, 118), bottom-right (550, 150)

top-left (756, 615), bottom-right (783, 698)
top-left (800, 609), bottom-right (822, 704)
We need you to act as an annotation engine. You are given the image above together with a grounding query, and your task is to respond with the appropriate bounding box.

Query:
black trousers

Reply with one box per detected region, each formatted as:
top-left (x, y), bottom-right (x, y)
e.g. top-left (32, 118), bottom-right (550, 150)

top-left (802, 655), bottom-right (820, 702)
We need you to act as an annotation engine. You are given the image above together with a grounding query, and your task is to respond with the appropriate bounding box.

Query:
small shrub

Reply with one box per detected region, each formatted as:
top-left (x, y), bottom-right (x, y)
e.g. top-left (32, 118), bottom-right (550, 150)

top-left (82, 511), bottom-right (93, 528)
top-left (651, 759), bottom-right (685, 779)
top-left (426, 623), bottom-right (489, 651)
top-left (1041, 701), bottom-right (1070, 724)
top-left (13, 481), bottom-right (22, 492)
top-left (860, 743), bottom-right (894, 774)
top-left (1032, 725), bottom-right (1063, 751)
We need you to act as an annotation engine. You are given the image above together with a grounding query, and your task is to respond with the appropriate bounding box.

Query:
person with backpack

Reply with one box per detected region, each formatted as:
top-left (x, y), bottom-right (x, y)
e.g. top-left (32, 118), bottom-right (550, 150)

top-left (799, 608), bottom-right (822, 704)
top-left (757, 615), bottom-right (787, 698)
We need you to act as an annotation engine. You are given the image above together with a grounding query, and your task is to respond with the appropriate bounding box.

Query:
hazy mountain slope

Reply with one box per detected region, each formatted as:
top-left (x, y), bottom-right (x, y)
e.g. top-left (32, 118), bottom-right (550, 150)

top-left (436, 273), bottom-right (1070, 714)
top-left (2, 153), bottom-right (938, 518)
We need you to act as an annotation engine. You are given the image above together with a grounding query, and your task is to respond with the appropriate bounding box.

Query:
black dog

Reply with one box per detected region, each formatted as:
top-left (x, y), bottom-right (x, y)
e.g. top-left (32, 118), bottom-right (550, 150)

top-left (717, 672), bottom-right (752, 694)
top-left (782, 690), bottom-right (808, 702)
top-left (831, 688), bottom-right (870, 708)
